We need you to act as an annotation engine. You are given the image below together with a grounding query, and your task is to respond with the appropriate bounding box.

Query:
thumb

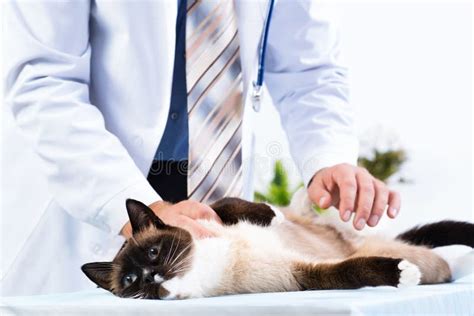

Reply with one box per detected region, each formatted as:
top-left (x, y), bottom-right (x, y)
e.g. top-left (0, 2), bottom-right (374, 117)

top-left (308, 178), bottom-right (332, 209)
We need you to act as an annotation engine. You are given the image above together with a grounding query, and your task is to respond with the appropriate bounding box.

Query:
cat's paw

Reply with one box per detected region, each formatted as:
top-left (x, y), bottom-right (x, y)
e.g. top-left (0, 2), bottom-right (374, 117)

top-left (158, 284), bottom-right (189, 300)
top-left (267, 204), bottom-right (285, 225)
top-left (159, 278), bottom-right (200, 300)
top-left (397, 260), bottom-right (421, 288)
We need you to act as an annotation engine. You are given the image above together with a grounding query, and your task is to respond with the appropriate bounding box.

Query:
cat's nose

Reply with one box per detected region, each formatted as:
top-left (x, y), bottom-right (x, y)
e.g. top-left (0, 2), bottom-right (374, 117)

top-left (142, 269), bottom-right (155, 284)
top-left (144, 273), bottom-right (154, 284)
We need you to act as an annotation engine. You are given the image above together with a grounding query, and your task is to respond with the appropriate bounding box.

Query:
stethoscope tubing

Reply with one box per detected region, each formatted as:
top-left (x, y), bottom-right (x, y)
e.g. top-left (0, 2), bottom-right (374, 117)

top-left (252, 0), bottom-right (275, 112)
top-left (256, 0), bottom-right (275, 88)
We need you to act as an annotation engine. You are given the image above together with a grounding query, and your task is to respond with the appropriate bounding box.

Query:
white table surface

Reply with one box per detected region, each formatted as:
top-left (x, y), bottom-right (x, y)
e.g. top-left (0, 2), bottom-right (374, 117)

top-left (2, 247), bottom-right (473, 316)
top-left (1, 274), bottom-right (473, 316)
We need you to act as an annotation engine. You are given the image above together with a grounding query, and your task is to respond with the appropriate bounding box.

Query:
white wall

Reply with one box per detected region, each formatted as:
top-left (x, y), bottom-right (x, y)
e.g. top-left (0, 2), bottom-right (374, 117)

top-left (254, 1), bottom-right (473, 234)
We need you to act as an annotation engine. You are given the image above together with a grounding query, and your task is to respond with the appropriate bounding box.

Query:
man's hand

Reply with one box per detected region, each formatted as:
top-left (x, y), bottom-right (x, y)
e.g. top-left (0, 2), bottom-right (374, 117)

top-left (308, 163), bottom-right (401, 230)
top-left (121, 200), bottom-right (223, 239)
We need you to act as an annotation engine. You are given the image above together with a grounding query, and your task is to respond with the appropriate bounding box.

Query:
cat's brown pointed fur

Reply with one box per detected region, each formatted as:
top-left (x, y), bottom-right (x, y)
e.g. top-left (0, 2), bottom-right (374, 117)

top-left (82, 198), bottom-right (471, 300)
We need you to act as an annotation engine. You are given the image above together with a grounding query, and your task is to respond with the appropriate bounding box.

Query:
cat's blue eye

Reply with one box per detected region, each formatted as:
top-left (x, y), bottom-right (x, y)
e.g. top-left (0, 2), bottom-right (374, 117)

top-left (122, 273), bottom-right (137, 287)
top-left (148, 247), bottom-right (159, 260)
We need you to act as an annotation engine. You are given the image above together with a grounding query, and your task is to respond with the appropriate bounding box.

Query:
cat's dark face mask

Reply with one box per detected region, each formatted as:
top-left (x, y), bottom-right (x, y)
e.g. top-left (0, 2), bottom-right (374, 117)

top-left (81, 199), bottom-right (194, 299)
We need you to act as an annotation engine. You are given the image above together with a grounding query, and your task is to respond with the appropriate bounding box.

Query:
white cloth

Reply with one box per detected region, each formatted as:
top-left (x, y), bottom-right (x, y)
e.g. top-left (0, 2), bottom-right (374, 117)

top-left (3, 248), bottom-right (473, 315)
top-left (1, 0), bottom-right (358, 295)
top-left (1, 274), bottom-right (472, 315)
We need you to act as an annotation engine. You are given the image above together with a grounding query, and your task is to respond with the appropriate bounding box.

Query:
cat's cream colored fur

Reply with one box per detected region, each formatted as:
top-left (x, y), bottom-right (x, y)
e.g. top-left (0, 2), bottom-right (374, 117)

top-left (159, 207), bottom-right (450, 299)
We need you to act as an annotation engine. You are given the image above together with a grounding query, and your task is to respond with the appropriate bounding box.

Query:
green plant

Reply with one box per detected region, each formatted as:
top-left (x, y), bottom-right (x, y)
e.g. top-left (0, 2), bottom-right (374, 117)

top-left (358, 149), bottom-right (407, 183)
top-left (254, 160), bottom-right (302, 206)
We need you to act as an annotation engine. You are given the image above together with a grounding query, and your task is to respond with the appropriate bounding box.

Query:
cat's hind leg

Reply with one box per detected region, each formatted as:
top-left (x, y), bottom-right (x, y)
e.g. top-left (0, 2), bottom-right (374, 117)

top-left (292, 256), bottom-right (421, 290)
top-left (352, 237), bottom-right (451, 284)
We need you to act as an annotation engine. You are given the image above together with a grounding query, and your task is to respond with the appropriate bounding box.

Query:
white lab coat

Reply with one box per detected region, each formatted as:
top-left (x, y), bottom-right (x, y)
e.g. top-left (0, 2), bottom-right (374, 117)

top-left (1, 0), bottom-right (358, 296)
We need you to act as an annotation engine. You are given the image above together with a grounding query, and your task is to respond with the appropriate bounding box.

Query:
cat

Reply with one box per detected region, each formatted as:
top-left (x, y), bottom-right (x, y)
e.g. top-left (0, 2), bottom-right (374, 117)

top-left (82, 198), bottom-right (474, 300)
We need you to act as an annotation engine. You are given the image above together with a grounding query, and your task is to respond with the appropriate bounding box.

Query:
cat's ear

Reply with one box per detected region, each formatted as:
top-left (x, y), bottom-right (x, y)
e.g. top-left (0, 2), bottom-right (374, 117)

top-left (126, 199), bottom-right (167, 233)
top-left (81, 262), bottom-right (115, 291)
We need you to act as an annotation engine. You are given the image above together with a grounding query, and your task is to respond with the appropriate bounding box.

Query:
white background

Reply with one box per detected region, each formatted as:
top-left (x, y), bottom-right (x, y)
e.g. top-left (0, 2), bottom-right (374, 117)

top-left (253, 0), bottom-right (473, 234)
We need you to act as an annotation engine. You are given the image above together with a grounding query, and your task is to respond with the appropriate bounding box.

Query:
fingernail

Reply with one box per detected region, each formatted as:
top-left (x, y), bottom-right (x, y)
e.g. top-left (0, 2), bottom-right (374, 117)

top-left (368, 215), bottom-right (379, 226)
top-left (356, 218), bottom-right (366, 230)
top-left (319, 197), bottom-right (327, 207)
top-left (390, 208), bottom-right (399, 217)
top-left (342, 210), bottom-right (352, 222)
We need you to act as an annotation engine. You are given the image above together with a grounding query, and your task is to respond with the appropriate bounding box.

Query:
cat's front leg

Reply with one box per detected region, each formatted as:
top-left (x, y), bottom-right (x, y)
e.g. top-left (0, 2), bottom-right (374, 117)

top-left (210, 197), bottom-right (283, 226)
top-left (292, 256), bottom-right (421, 290)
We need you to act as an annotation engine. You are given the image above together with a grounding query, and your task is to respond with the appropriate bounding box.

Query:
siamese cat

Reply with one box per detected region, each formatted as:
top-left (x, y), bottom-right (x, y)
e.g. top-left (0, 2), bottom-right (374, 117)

top-left (82, 198), bottom-right (474, 300)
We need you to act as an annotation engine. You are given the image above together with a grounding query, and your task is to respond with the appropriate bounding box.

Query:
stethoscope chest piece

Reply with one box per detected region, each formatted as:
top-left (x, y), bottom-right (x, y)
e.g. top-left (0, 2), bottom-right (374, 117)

top-left (252, 82), bottom-right (262, 112)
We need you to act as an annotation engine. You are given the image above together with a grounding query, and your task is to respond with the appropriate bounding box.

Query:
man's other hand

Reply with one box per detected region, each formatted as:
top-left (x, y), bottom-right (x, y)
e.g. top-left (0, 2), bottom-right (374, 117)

top-left (308, 163), bottom-right (401, 230)
top-left (121, 200), bottom-right (223, 239)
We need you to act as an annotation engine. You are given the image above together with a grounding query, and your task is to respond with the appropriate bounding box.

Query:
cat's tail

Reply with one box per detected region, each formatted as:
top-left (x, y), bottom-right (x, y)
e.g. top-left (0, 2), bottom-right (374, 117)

top-left (396, 220), bottom-right (474, 248)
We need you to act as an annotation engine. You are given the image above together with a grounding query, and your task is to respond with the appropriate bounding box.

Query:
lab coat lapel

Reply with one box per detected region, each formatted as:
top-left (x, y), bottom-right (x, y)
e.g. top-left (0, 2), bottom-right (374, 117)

top-left (234, 0), bottom-right (268, 200)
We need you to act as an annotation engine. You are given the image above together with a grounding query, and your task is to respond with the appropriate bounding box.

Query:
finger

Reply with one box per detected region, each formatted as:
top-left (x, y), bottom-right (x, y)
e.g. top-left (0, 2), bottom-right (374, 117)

top-left (308, 174), bottom-right (332, 209)
top-left (176, 201), bottom-right (210, 219)
top-left (353, 170), bottom-right (375, 230)
top-left (387, 190), bottom-right (401, 218)
top-left (333, 168), bottom-right (357, 222)
top-left (176, 215), bottom-right (216, 239)
top-left (198, 204), bottom-right (223, 224)
top-left (367, 180), bottom-right (389, 227)
top-left (181, 201), bottom-right (223, 224)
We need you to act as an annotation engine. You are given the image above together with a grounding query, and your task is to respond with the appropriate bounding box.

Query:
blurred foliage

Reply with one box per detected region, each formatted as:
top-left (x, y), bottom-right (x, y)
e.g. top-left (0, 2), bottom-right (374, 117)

top-left (254, 148), bottom-right (408, 206)
top-left (358, 149), bottom-right (407, 183)
top-left (254, 160), bottom-right (302, 206)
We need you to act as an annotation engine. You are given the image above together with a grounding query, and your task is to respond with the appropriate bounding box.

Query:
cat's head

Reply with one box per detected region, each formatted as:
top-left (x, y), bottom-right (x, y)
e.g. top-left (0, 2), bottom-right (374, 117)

top-left (81, 199), bottom-right (194, 299)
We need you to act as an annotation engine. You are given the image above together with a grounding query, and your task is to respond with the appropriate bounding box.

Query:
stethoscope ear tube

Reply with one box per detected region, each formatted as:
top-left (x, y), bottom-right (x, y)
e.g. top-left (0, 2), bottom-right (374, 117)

top-left (252, 0), bottom-right (275, 112)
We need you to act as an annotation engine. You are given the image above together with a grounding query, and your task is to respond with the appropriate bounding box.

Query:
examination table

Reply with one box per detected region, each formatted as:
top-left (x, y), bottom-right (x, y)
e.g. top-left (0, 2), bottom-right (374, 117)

top-left (1, 247), bottom-right (473, 315)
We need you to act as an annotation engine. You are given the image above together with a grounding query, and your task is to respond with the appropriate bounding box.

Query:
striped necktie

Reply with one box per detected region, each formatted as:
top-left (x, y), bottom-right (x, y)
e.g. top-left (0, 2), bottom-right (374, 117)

top-left (186, 0), bottom-right (243, 204)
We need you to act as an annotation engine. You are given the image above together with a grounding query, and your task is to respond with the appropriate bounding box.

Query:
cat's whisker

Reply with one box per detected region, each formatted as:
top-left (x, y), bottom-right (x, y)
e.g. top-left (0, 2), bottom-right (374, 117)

top-left (169, 263), bottom-right (192, 275)
top-left (168, 255), bottom-right (193, 275)
top-left (164, 234), bottom-right (176, 266)
top-left (168, 242), bottom-right (192, 268)
top-left (168, 260), bottom-right (189, 273)
top-left (165, 234), bottom-right (176, 264)
top-left (169, 231), bottom-right (182, 264)
top-left (127, 289), bottom-right (144, 300)
top-left (167, 259), bottom-right (186, 275)
top-left (166, 232), bottom-right (180, 266)
top-left (170, 240), bottom-right (190, 266)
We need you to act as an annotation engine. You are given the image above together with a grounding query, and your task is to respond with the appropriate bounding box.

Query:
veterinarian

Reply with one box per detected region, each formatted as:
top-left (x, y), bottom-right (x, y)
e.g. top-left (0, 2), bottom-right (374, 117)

top-left (2, 0), bottom-right (400, 295)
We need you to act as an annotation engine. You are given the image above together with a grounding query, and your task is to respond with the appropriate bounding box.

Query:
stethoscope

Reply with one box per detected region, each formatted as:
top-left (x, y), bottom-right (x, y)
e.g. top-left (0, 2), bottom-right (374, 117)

top-left (251, 0), bottom-right (275, 112)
